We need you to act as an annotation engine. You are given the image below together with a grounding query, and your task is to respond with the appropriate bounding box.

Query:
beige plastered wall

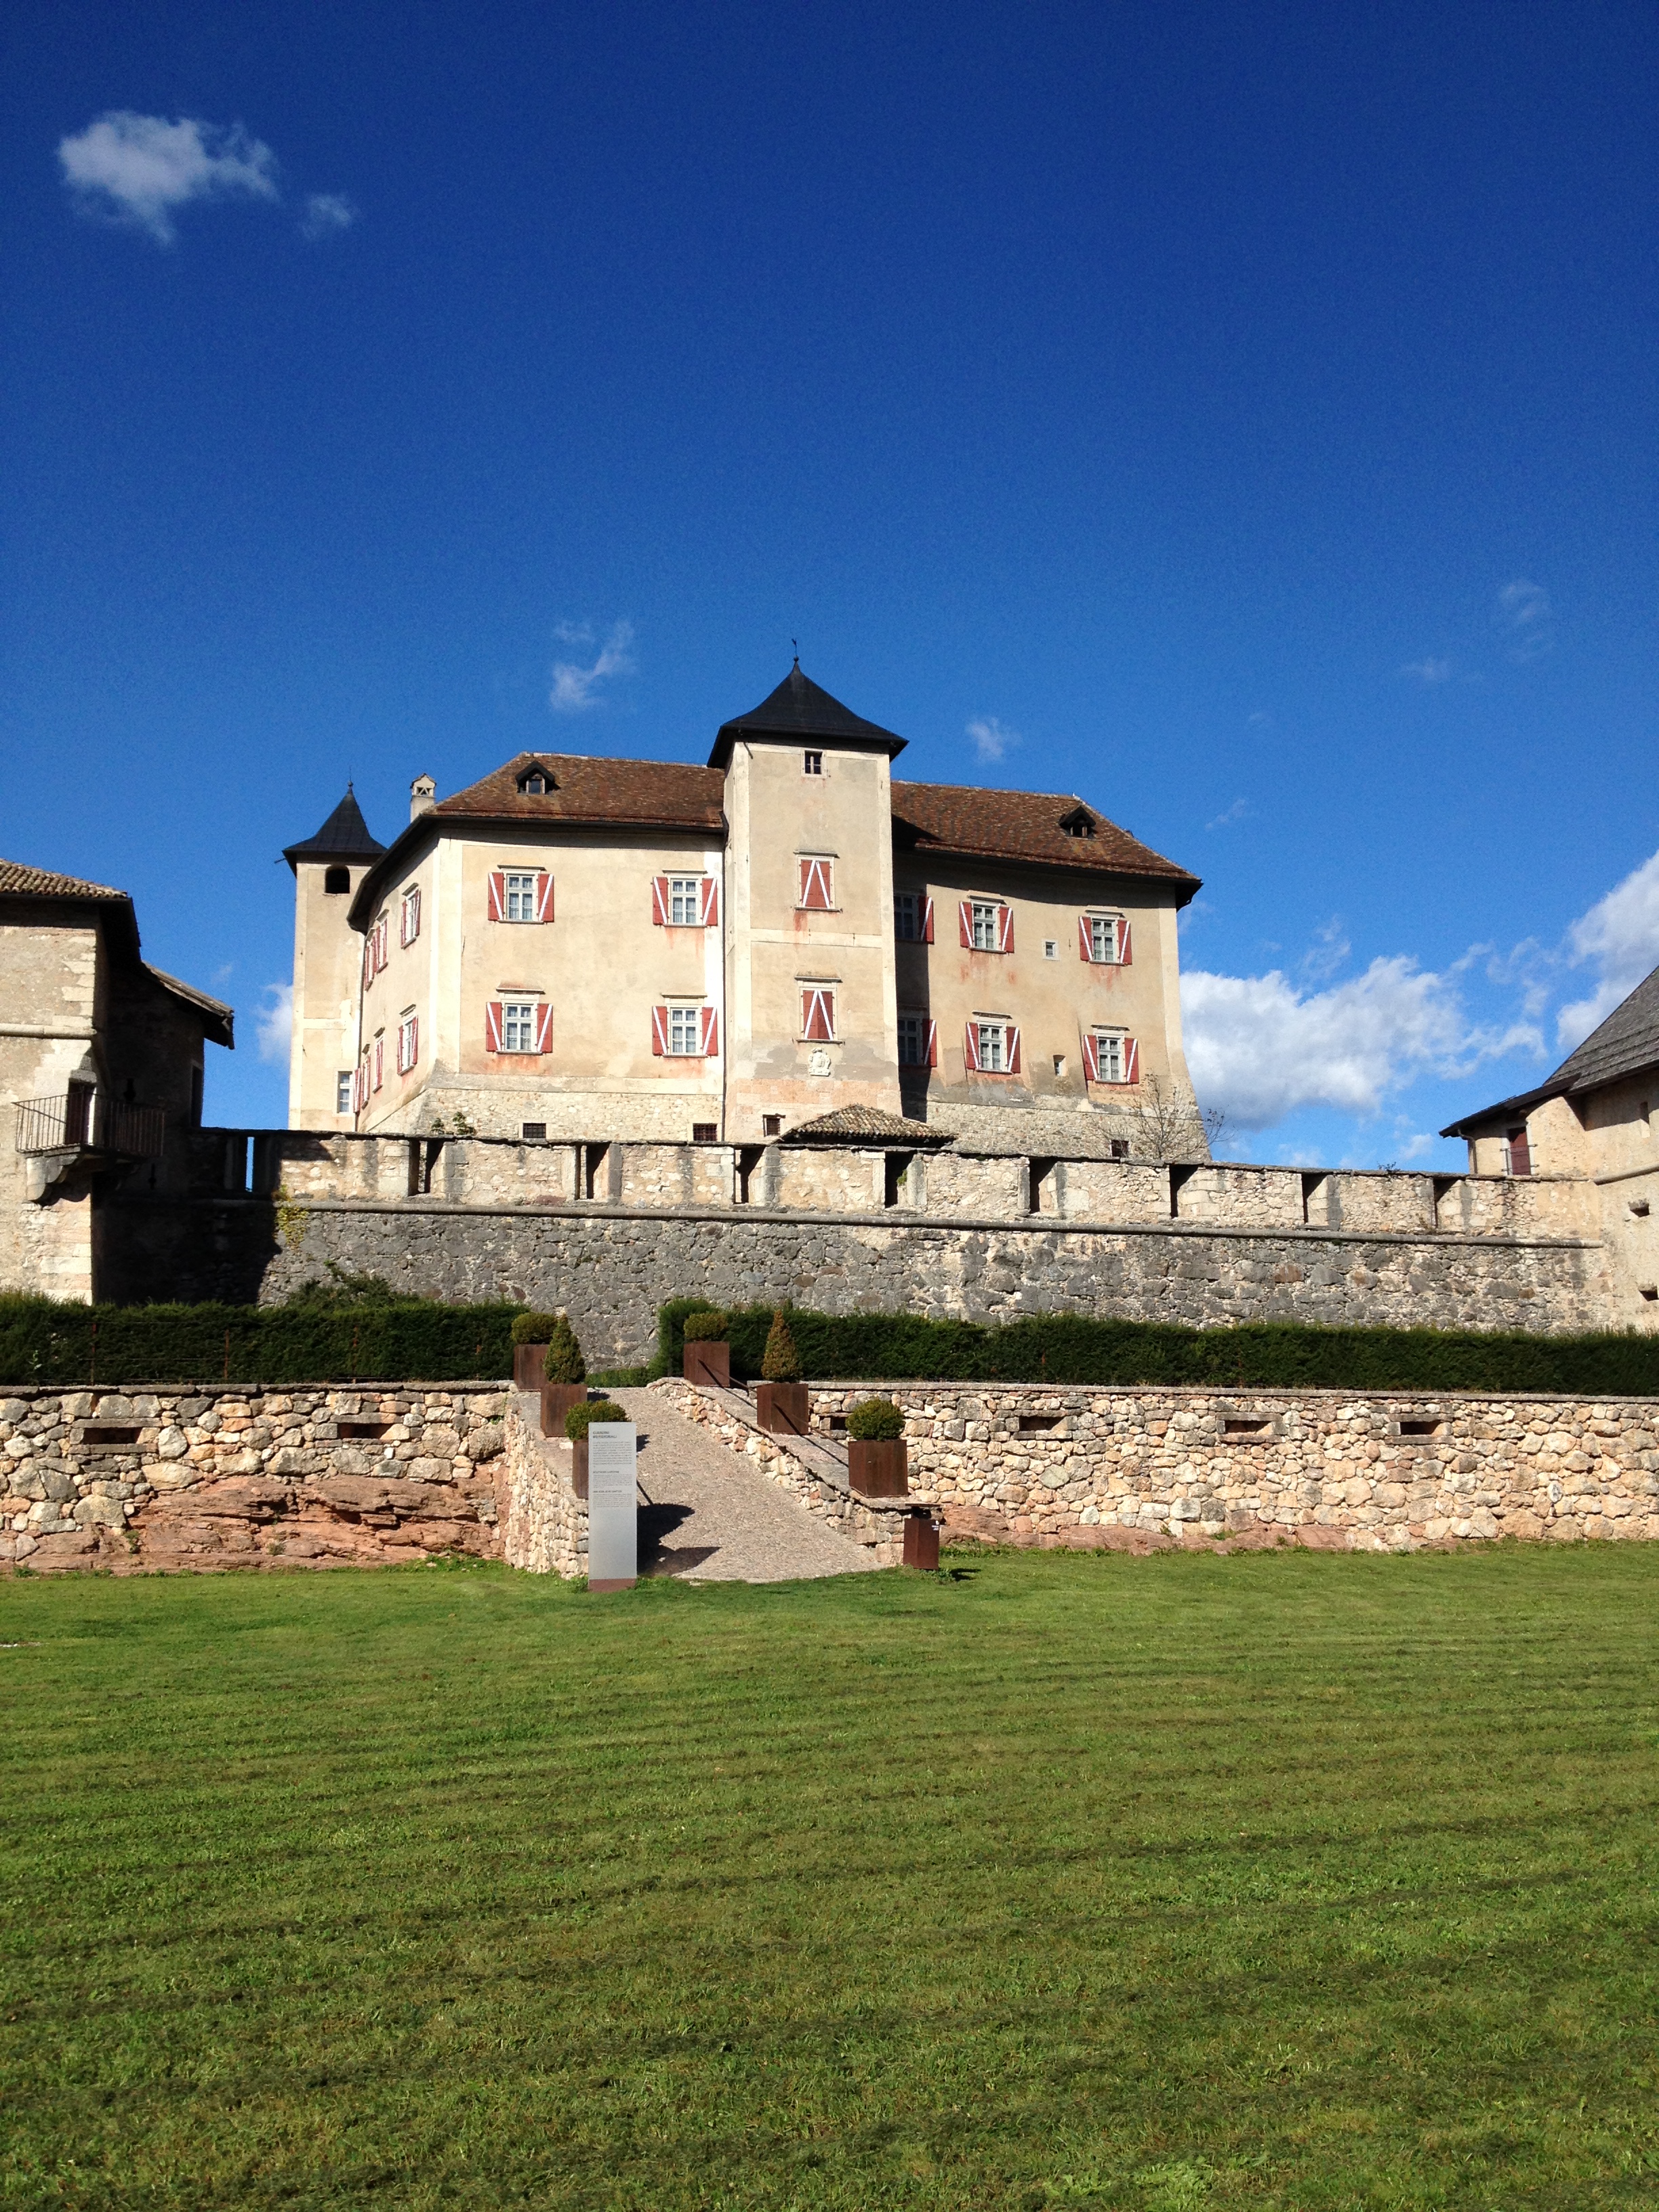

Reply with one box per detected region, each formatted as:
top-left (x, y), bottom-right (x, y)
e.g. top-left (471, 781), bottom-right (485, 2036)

top-left (356, 823), bottom-right (725, 1142)
top-left (288, 861), bottom-right (373, 1130)
top-left (0, 908), bottom-right (106, 1303)
top-left (723, 737), bottom-right (901, 1135)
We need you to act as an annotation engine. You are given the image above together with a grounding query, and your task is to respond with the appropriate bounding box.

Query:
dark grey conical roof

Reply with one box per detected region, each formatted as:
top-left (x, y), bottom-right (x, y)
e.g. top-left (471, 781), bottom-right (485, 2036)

top-left (283, 787), bottom-right (385, 869)
top-left (709, 663), bottom-right (907, 766)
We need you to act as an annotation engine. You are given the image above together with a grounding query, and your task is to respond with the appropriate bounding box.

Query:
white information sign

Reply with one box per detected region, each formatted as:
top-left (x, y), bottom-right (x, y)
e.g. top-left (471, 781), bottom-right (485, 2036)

top-left (586, 1420), bottom-right (638, 1589)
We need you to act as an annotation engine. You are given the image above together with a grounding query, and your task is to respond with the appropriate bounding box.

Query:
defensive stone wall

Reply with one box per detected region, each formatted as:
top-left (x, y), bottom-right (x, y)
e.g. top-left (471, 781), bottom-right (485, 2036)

top-left (800, 1382), bottom-right (1659, 1553)
top-left (0, 1383), bottom-right (510, 1572)
top-left (497, 1391), bottom-right (589, 1576)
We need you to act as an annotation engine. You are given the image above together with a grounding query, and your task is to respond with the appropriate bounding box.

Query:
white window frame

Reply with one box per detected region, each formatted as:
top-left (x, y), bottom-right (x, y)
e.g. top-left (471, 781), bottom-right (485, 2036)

top-left (970, 901), bottom-right (1001, 952)
top-left (976, 1019), bottom-right (1007, 1072)
top-left (1088, 914), bottom-right (1120, 964)
top-left (501, 999), bottom-right (539, 1053)
top-left (1093, 1029), bottom-right (1127, 1084)
top-left (666, 1004), bottom-right (703, 1057)
top-left (336, 1071), bottom-right (354, 1115)
top-left (803, 750), bottom-right (823, 776)
top-left (401, 886), bottom-right (421, 946)
top-left (503, 872), bottom-right (539, 924)
top-left (897, 1013), bottom-right (927, 1067)
top-left (668, 875), bottom-right (701, 927)
top-left (396, 1011), bottom-right (417, 1074)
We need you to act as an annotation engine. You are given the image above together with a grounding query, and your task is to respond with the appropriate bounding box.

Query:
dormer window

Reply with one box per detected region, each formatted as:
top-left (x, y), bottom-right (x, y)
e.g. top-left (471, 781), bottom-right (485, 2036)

top-left (517, 762), bottom-right (556, 796)
top-left (1060, 806), bottom-right (1096, 838)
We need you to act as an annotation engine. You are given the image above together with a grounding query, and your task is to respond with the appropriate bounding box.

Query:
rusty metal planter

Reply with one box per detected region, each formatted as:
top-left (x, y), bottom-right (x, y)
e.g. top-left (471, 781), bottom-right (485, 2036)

top-left (540, 1384), bottom-right (588, 1437)
top-left (848, 1438), bottom-right (908, 1498)
top-left (683, 1340), bottom-right (731, 1388)
top-left (513, 1343), bottom-right (549, 1391)
top-left (755, 1380), bottom-right (809, 1434)
top-left (903, 1513), bottom-right (940, 1570)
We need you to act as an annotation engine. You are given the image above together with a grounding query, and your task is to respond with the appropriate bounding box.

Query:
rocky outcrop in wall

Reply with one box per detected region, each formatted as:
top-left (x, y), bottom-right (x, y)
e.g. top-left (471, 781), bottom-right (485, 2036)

top-left (0, 1385), bottom-right (510, 1572)
top-left (803, 1383), bottom-right (1659, 1553)
top-left (497, 1391), bottom-right (588, 1576)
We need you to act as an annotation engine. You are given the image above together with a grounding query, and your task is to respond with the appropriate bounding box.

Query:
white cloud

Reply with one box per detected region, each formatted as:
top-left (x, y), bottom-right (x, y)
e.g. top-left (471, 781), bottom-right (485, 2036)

top-left (966, 716), bottom-right (1018, 762)
top-left (550, 620), bottom-right (634, 712)
top-left (1555, 848), bottom-right (1659, 1048)
top-left (255, 982), bottom-right (293, 1065)
top-left (1181, 957), bottom-right (1540, 1130)
top-left (1498, 577), bottom-right (1553, 661)
top-left (302, 192), bottom-right (356, 239)
top-left (59, 112), bottom-right (279, 243)
top-left (1401, 655), bottom-right (1453, 684)
top-left (1206, 798), bottom-right (1248, 830)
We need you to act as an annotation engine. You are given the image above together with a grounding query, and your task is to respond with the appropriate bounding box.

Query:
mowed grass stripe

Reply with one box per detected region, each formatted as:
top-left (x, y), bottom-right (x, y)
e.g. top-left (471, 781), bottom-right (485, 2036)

top-left (3, 1545), bottom-right (1658, 2209)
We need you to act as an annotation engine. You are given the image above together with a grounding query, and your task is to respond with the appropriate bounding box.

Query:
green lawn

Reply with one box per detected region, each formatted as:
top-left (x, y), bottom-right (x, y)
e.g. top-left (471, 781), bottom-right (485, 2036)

top-left (3, 1549), bottom-right (1657, 2211)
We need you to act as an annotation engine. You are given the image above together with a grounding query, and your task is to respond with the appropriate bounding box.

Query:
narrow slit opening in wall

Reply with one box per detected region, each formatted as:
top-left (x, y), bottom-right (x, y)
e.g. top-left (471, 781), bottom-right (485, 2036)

top-left (735, 1145), bottom-right (765, 1204)
top-left (1027, 1158), bottom-right (1056, 1214)
top-left (1018, 1413), bottom-right (1061, 1433)
top-left (1397, 1419), bottom-right (1443, 1437)
top-left (1168, 1163), bottom-right (1198, 1218)
top-left (81, 1426), bottom-right (141, 1448)
top-left (1300, 1171), bottom-right (1328, 1225)
top-left (583, 1143), bottom-right (609, 1200)
top-left (1223, 1417), bottom-right (1271, 1439)
top-left (339, 1420), bottom-right (390, 1440)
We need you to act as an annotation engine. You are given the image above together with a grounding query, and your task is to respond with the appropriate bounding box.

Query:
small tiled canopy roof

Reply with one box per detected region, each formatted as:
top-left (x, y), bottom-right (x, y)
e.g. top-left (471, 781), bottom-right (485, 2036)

top-left (0, 859), bottom-right (127, 900)
top-left (709, 663), bottom-right (908, 768)
top-left (781, 1105), bottom-right (953, 1146)
top-left (891, 783), bottom-right (1200, 896)
top-left (1441, 959), bottom-right (1659, 1136)
top-left (282, 787), bottom-right (386, 869)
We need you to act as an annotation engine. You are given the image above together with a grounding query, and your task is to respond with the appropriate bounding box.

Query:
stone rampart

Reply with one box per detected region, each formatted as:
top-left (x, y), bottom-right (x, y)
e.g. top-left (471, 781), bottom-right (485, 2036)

top-left (0, 1383), bottom-right (510, 1572)
top-left (497, 1391), bottom-right (588, 1576)
top-left (803, 1382), bottom-right (1659, 1553)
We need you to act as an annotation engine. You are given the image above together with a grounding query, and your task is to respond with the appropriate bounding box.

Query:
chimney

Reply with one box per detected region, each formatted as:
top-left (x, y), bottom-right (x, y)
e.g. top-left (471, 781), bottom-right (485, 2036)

top-left (410, 774), bottom-right (436, 821)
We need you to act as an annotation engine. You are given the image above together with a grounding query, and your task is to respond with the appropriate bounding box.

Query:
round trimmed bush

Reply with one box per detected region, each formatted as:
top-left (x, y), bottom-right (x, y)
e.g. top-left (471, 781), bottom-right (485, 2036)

top-left (681, 1309), bottom-right (728, 1342)
top-left (511, 1311), bottom-right (564, 1347)
top-left (566, 1399), bottom-right (628, 1441)
top-left (846, 1397), bottom-right (905, 1441)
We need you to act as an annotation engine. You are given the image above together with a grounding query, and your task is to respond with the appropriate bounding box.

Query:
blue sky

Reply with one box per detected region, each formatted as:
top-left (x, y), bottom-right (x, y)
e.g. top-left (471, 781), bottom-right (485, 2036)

top-left (4, 1), bottom-right (1656, 1163)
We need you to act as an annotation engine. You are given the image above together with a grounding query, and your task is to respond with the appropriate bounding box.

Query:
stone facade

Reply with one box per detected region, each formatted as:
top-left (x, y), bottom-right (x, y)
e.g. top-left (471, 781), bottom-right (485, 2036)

top-left (0, 1384), bottom-right (509, 1572)
top-left (497, 1391), bottom-right (589, 1576)
top-left (802, 1382), bottom-right (1659, 1552)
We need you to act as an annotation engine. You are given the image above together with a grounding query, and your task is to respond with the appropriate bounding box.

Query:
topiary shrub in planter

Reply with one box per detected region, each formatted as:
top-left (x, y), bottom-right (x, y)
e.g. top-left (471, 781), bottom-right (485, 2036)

top-left (566, 1397), bottom-right (628, 1500)
top-left (537, 1315), bottom-right (590, 1433)
top-left (681, 1310), bottom-right (731, 1387)
top-left (512, 1309), bottom-right (563, 1391)
top-left (845, 1397), bottom-right (908, 1497)
top-left (756, 1309), bottom-right (808, 1434)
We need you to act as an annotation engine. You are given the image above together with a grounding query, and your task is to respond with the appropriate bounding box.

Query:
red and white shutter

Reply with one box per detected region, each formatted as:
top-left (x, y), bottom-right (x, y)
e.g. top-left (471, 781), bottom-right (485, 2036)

top-left (958, 899), bottom-right (974, 948)
top-left (651, 1005), bottom-right (669, 1056)
top-left (802, 987), bottom-right (834, 1041)
top-left (352, 1064), bottom-right (368, 1113)
top-left (1078, 914), bottom-right (1094, 962)
top-left (487, 870), bottom-right (506, 922)
top-left (363, 936), bottom-right (375, 988)
top-left (1124, 1035), bottom-right (1140, 1084)
top-left (1006, 1025), bottom-right (1021, 1075)
top-left (1081, 1032), bottom-right (1101, 1083)
top-left (534, 872), bottom-right (554, 923)
top-left (408, 1015), bottom-right (418, 1070)
top-left (921, 895), bottom-right (935, 943)
top-left (964, 1020), bottom-right (982, 1071)
top-left (996, 905), bottom-right (1015, 954)
top-left (651, 876), bottom-right (670, 926)
top-left (699, 1006), bottom-right (720, 1056)
top-left (377, 920), bottom-right (389, 972)
top-left (485, 1001), bottom-right (504, 1053)
top-left (799, 857), bottom-right (833, 910)
top-left (699, 876), bottom-right (720, 928)
top-left (533, 1003), bottom-right (552, 1053)
top-left (372, 1038), bottom-right (384, 1092)
top-left (1118, 921), bottom-right (1132, 966)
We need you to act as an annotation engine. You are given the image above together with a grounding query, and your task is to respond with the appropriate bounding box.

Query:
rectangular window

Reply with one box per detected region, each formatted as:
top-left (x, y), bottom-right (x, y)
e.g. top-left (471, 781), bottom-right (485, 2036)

top-left (523, 1122), bottom-right (547, 1141)
top-left (668, 1004), bottom-right (701, 1056)
top-left (1044, 939), bottom-right (1059, 959)
top-left (1081, 912), bottom-right (1130, 964)
top-left (501, 1000), bottom-right (538, 1052)
top-left (762, 1113), bottom-right (783, 1136)
top-left (692, 1122), bottom-right (717, 1143)
top-left (1085, 1030), bottom-right (1138, 1084)
top-left (1091, 915), bottom-right (1117, 963)
top-left (895, 893), bottom-right (919, 939)
top-left (372, 1037), bottom-right (384, 1091)
top-left (977, 1019), bottom-right (1005, 1071)
top-left (804, 750), bottom-right (823, 775)
top-left (336, 1071), bottom-right (353, 1115)
top-left (971, 901), bottom-right (1000, 951)
top-left (401, 886), bottom-right (421, 947)
top-left (897, 1015), bottom-right (937, 1067)
top-left (800, 986), bottom-right (836, 1041)
top-left (504, 872), bottom-right (538, 923)
top-left (396, 1012), bottom-right (418, 1074)
top-left (798, 857), bottom-right (835, 909)
top-left (669, 875), bottom-right (701, 926)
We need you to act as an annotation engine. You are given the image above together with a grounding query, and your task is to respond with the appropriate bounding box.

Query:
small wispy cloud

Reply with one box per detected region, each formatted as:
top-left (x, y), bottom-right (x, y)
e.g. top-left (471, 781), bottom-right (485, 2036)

top-left (966, 716), bottom-right (1018, 762)
top-left (1206, 798), bottom-right (1249, 830)
top-left (256, 982), bottom-right (293, 1066)
top-left (1498, 578), bottom-right (1553, 661)
top-left (301, 191), bottom-right (356, 240)
top-left (1401, 655), bottom-right (1454, 684)
top-left (1246, 710), bottom-right (1272, 729)
top-left (1556, 847), bottom-right (1659, 1048)
top-left (58, 111), bottom-right (279, 244)
top-left (550, 619), bottom-right (635, 713)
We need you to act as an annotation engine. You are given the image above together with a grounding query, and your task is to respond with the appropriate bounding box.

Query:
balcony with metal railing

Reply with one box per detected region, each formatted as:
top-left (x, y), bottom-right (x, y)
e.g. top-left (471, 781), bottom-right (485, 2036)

top-left (14, 1088), bottom-right (167, 1160)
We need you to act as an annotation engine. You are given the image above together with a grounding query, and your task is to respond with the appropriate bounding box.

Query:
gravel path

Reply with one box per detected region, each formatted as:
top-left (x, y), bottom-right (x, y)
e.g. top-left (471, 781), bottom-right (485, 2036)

top-left (609, 1389), bottom-right (879, 1582)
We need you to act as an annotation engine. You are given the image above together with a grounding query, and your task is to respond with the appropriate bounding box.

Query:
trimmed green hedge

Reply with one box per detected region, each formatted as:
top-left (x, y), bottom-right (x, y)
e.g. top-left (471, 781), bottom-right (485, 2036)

top-left (0, 1295), bottom-right (520, 1386)
top-left (656, 1299), bottom-right (1659, 1396)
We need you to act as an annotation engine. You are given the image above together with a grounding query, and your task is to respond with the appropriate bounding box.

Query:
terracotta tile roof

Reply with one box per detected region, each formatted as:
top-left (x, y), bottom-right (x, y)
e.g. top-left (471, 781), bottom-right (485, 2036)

top-left (890, 783), bottom-right (1200, 895)
top-left (0, 859), bottom-right (127, 901)
top-left (435, 752), bottom-right (726, 830)
top-left (782, 1105), bottom-right (952, 1146)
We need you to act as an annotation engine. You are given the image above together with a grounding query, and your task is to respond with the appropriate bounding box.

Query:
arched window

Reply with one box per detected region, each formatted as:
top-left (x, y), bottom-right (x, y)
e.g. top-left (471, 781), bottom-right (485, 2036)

top-left (324, 865), bottom-right (350, 895)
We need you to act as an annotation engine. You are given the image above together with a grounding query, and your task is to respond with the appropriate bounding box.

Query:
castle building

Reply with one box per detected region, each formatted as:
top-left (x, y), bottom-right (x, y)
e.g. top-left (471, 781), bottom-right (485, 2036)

top-left (283, 664), bottom-right (1206, 1153)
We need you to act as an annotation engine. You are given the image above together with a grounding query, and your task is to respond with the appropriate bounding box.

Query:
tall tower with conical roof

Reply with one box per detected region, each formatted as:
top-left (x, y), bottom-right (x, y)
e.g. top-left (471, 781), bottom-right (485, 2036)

top-left (283, 789), bottom-right (385, 1128)
top-left (711, 663), bottom-right (905, 1131)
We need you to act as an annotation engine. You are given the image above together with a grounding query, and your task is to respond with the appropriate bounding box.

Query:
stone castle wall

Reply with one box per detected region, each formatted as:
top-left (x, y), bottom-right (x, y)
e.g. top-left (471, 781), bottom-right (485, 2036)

top-left (800, 1382), bottom-right (1659, 1553)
